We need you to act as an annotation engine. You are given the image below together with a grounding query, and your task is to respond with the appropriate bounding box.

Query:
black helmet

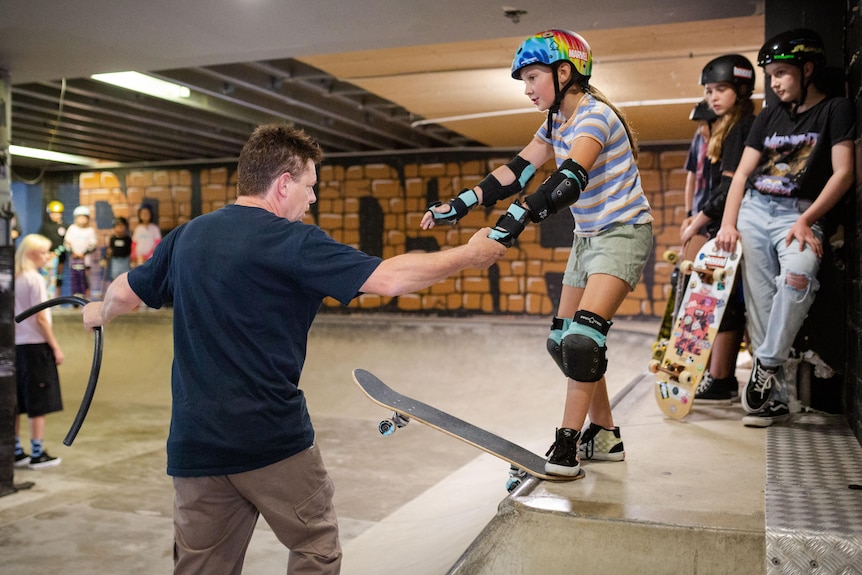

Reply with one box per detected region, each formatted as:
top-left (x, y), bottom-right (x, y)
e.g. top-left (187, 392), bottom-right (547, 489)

top-left (757, 28), bottom-right (826, 68)
top-left (700, 54), bottom-right (755, 96)
top-left (689, 100), bottom-right (717, 122)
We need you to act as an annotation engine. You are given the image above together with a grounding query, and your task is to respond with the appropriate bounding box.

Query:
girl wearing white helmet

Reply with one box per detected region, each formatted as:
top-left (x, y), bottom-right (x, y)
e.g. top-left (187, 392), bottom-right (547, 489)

top-left (422, 30), bottom-right (653, 477)
top-left (64, 205), bottom-right (98, 299)
top-left (716, 29), bottom-right (855, 427)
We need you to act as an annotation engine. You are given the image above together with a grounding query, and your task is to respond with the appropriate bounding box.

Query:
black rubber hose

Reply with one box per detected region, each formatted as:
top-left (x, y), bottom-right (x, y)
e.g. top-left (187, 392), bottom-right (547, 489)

top-left (15, 296), bottom-right (103, 446)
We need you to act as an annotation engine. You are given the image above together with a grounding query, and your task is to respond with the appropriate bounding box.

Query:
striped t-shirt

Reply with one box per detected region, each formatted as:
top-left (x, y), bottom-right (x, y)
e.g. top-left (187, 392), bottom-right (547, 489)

top-left (536, 94), bottom-right (652, 237)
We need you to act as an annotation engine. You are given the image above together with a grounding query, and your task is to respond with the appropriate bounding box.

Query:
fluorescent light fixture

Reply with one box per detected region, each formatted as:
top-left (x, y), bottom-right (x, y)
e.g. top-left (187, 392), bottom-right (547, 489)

top-left (412, 94), bottom-right (764, 127)
top-left (616, 94), bottom-right (764, 108)
top-left (10, 145), bottom-right (104, 166)
top-left (91, 71), bottom-right (191, 101)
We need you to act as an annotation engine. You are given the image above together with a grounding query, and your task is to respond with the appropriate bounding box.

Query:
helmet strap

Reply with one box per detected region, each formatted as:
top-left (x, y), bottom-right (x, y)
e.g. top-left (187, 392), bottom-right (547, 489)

top-left (545, 63), bottom-right (580, 138)
top-left (790, 64), bottom-right (811, 120)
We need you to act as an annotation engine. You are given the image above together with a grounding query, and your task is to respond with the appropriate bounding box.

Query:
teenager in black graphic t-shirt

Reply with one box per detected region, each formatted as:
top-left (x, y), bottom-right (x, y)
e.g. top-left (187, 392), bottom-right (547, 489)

top-left (716, 29), bottom-right (855, 427)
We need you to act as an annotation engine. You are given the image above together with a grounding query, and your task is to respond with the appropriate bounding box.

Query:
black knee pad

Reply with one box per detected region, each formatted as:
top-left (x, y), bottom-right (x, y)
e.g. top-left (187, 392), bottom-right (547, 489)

top-left (561, 310), bottom-right (611, 382)
top-left (546, 317), bottom-right (571, 375)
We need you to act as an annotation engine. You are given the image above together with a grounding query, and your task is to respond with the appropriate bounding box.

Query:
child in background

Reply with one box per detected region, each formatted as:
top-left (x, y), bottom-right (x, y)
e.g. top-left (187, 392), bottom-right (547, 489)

top-left (38, 200), bottom-right (67, 297)
top-left (682, 54), bottom-right (757, 403)
top-left (679, 100), bottom-right (715, 239)
top-left (14, 234), bottom-right (64, 469)
top-left (106, 217), bottom-right (132, 284)
top-left (64, 206), bottom-right (98, 300)
top-left (131, 204), bottom-right (161, 267)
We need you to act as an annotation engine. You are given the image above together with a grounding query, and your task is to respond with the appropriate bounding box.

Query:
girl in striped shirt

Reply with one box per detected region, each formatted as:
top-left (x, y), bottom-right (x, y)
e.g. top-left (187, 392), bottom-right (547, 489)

top-left (422, 29), bottom-right (652, 477)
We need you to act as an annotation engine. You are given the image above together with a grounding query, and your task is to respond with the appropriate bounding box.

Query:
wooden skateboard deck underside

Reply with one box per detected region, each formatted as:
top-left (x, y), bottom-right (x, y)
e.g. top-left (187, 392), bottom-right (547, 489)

top-left (353, 369), bottom-right (582, 482)
top-left (652, 238), bottom-right (741, 419)
top-left (653, 234), bottom-right (707, 361)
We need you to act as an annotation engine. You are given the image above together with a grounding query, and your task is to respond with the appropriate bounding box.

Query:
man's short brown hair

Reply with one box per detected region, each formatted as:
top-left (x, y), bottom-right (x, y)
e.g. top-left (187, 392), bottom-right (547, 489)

top-left (237, 125), bottom-right (323, 197)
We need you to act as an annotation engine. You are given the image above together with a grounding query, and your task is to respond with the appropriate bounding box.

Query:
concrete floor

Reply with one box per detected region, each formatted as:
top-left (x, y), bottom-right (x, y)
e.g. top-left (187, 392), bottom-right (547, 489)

top-left (0, 311), bottom-right (765, 574)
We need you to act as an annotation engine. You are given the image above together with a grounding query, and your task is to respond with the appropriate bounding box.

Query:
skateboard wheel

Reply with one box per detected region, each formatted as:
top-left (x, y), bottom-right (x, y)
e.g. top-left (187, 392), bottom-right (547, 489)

top-left (506, 477), bottom-right (522, 492)
top-left (679, 371), bottom-right (693, 385)
top-left (680, 260), bottom-right (694, 274)
top-left (378, 420), bottom-right (396, 436)
top-left (713, 268), bottom-right (727, 282)
top-left (663, 250), bottom-right (678, 264)
top-left (648, 360), bottom-right (660, 373)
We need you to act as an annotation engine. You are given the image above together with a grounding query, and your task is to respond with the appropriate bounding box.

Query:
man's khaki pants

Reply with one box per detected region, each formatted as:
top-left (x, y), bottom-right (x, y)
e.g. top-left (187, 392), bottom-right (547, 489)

top-left (173, 444), bottom-right (341, 574)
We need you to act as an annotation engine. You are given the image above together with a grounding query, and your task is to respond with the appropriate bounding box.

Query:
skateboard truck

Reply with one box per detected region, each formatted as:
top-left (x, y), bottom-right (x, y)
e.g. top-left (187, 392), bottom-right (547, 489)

top-left (378, 412), bottom-right (411, 436)
top-left (506, 465), bottom-right (529, 492)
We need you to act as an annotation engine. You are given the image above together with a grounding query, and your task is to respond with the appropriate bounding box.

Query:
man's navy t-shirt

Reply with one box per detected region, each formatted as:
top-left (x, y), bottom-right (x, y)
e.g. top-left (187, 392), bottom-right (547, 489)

top-left (128, 204), bottom-right (382, 477)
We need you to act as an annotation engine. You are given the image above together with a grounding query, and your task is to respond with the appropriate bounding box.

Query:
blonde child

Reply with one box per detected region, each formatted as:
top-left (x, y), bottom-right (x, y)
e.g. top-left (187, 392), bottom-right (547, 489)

top-left (14, 234), bottom-right (64, 469)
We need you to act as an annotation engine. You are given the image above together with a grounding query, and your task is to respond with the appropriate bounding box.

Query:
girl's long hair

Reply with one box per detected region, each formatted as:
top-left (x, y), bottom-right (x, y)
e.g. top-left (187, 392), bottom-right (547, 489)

top-left (707, 90), bottom-right (754, 163)
top-left (585, 84), bottom-right (639, 161)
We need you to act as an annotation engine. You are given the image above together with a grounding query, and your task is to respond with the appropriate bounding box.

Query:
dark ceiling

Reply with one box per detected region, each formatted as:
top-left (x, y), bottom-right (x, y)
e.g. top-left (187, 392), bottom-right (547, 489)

top-left (11, 58), bottom-right (479, 166)
top-left (2, 1), bottom-right (765, 173)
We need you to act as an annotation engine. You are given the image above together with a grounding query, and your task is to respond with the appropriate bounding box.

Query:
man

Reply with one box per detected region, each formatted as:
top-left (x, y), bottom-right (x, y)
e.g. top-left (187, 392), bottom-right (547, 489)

top-left (82, 124), bottom-right (506, 574)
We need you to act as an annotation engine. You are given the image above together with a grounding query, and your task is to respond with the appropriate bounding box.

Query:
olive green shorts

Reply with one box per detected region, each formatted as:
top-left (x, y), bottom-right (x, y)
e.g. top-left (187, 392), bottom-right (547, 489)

top-left (563, 222), bottom-right (653, 290)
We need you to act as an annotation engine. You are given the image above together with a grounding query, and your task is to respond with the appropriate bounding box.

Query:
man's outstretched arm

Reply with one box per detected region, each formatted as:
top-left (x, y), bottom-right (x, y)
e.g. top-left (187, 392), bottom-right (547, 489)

top-left (82, 273), bottom-right (142, 330)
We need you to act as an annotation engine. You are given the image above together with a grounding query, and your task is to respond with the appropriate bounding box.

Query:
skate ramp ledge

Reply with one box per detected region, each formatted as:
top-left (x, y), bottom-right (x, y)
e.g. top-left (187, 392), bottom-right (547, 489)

top-left (450, 487), bottom-right (764, 574)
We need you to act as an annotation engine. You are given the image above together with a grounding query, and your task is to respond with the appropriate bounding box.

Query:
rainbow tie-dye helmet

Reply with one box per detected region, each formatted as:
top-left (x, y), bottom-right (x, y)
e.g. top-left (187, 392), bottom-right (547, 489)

top-left (511, 29), bottom-right (592, 82)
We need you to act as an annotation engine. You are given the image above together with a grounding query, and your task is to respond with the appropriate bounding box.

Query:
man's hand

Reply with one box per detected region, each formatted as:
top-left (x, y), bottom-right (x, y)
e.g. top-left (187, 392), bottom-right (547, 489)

top-left (467, 228), bottom-right (507, 268)
top-left (82, 301), bottom-right (104, 331)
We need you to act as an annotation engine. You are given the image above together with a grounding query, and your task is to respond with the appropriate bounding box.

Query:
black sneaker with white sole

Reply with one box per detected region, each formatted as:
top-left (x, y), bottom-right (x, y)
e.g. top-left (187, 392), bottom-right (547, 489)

top-left (14, 452), bottom-right (30, 468)
top-left (743, 359), bottom-right (779, 413)
top-left (28, 452), bottom-right (61, 469)
top-left (695, 374), bottom-right (734, 405)
top-left (545, 427), bottom-right (582, 476)
top-left (742, 401), bottom-right (790, 428)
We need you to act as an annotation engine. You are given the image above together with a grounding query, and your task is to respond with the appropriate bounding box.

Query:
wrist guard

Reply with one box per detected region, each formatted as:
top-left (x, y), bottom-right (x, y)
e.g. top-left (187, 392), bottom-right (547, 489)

top-left (426, 188), bottom-right (479, 225)
top-left (488, 201), bottom-right (529, 247)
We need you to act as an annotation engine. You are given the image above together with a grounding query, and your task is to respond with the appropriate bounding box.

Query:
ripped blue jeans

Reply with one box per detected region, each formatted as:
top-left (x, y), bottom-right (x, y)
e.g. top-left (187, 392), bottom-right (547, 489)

top-left (737, 191), bottom-right (821, 401)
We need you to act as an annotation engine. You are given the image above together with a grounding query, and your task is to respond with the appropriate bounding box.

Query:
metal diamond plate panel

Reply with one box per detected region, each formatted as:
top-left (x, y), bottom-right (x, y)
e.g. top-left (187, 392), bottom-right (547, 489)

top-left (767, 414), bottom-right (862, 574)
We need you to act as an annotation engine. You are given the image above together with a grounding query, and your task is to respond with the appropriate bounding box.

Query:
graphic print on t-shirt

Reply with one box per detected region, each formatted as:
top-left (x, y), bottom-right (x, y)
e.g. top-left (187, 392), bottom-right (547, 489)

top-left (753, 131), bottom-right (818, 196)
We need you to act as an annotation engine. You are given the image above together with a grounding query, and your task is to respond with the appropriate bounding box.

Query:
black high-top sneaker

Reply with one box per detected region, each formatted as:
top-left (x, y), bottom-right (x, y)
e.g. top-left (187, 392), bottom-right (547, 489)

top-left (695, 374), bottom-right (734, 405)
top-left (743, 359), bottom-right (779, 413)
top-left (545, 427), bottom-right (582, 476)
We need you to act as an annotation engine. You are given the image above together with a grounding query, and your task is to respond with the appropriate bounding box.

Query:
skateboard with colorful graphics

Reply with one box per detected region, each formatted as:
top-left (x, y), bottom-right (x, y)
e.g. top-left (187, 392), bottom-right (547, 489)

top-left (648, 238), bottom-right (742, 419)
top-left (652, 234), bottom-right (708, 362)
top-left (353, 368), bottom-right (584, 490)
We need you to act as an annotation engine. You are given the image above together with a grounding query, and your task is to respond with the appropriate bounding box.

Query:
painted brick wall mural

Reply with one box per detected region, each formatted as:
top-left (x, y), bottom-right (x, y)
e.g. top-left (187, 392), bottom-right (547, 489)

top-left (73, 145), bottom-right (690, 319)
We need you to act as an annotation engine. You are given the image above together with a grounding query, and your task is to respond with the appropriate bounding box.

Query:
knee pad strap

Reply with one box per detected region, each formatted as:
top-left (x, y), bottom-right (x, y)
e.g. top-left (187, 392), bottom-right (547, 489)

top-left (561, 311), bottom-right (611, 382)
top-left (547, 317), bottom-right (572, 375)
